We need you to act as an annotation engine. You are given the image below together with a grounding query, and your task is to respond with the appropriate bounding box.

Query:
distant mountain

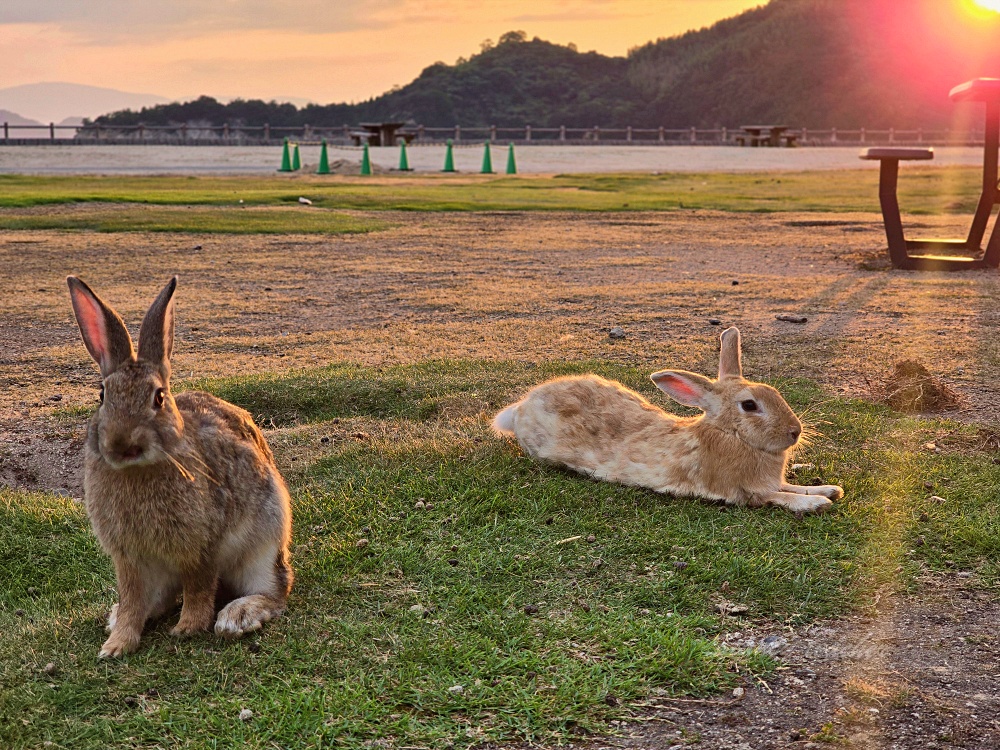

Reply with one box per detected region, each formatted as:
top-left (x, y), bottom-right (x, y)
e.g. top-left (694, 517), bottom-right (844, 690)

top-left (0, 82), bottom-right (169, 125)
top-left (627, 0), bottom-right (1000, 128)
top-left (91, 0), bottom-right (1000, 129)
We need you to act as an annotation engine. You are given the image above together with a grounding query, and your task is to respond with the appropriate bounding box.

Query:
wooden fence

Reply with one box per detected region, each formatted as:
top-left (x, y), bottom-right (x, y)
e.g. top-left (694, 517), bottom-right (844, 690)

top-left (0, 121), bottom-right (990, 147)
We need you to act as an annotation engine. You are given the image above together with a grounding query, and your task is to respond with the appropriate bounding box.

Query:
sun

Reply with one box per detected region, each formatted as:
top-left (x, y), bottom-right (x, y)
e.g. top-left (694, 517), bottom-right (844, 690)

top-left (971, 0), bottom-right (1000, 11)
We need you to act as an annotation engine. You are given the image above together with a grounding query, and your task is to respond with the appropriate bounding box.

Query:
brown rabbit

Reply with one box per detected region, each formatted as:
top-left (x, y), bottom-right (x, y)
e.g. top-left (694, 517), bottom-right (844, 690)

top-left (492, 327), bottom-right (842, 514)
top-left (67, 276), bottom-right (293, 658)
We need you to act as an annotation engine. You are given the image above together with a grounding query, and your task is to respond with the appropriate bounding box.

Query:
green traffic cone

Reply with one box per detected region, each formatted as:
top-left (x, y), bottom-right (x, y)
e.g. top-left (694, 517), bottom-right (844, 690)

top-left (505, 142), bottom-right (517, 175)
top-left (398, 140), bottom-right (412, 171)
top-left (317, 139), bottom-right (330, 174)
top-left (480, 142), bottom-right (494, 174)
top-left (291, 143), bottom-right (301, 171)
top-left (279, 138), bottom-right (292, 172)
top-left (442, 139), bottom-right (456, 172)
top-left (360, 143), bottom-right (372, 176)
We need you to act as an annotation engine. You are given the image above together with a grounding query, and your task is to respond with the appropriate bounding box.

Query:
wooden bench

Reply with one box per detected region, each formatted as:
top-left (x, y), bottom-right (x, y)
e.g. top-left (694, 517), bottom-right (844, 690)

top-left (858, 147), bottom-right (979, 270)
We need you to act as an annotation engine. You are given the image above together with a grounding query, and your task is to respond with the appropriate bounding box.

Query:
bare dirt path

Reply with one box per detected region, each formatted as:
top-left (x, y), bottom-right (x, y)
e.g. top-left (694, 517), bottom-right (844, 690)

top-left (2, 210), bottom-right (998, 748)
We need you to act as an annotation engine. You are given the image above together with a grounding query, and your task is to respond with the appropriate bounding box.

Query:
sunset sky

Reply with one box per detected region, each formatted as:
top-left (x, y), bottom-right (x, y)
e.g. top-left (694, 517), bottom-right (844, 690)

top-left (1, 1), bottom-right (765, 104)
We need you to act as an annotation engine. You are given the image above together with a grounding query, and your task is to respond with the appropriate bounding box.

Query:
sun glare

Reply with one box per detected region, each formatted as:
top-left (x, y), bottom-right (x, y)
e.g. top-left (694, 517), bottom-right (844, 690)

top-left (971, 0), bottom-right (1000, 11)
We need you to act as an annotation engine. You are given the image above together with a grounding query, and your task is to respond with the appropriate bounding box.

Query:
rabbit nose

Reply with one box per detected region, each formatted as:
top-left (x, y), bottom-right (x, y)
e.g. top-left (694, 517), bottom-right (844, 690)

top-left (788, 426), bottom-right (802, 444)
top-left (109, 439), bottom-right (144, 462)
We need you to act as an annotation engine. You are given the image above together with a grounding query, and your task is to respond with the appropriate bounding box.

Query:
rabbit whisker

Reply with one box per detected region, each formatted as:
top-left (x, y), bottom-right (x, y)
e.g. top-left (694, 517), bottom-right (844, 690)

top-left (162, 451), bottom-right (196, 483)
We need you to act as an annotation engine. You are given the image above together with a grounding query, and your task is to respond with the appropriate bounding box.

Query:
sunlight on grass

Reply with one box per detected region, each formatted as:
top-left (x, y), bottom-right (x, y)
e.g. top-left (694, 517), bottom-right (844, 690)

top-left (0, 169), bottom-right (986, 222)
top-left (4, 361), bottom-right (998, 747)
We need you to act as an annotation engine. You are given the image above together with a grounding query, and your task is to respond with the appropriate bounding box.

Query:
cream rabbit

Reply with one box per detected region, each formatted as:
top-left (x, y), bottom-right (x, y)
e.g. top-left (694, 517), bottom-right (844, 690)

top-left (492, 327), bottom-right (842, 514)
top-left (67, 276), bottom-right (293, 658)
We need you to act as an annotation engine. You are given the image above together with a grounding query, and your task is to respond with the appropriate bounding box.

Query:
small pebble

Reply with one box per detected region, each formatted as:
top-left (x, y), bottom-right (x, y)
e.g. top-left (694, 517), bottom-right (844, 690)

top-left (447, 685), bottom-right (464, 695)
top-left (586, 534), bottom-right (596, 543)
top-left (124, 696), bottom-right (138, 707)
top-left (731, 280), bottom-right (740, 286)
top-left (414, 500), bottom-right (426, 509)
top-left (447, 558), bottom-right (459, 566)
top-left (524, 604), bottom-right (539, 615)
top-left (263, 286), bottom-right (272, 292)
top-left (732, 687), bottom-right (745, 698)
top-left (320, 436), bottom-right (330, 443)
top-left (355, 538), bottom-right (369, 549)
top-left (49, 395), bottom-right (63, 402)
top-left (409, 604), bottom-right (425, 614)
top-left (775, 314), bottom-right (807, 324)
top-left (609, 326), bottom-right (626, 339)
top-left (919, 512), bottom-right (929, 522)
top-left (591, 558), bottom-right (604, 569)
top-left (604, 694), bottom-right (619, 706)
top-left (708, 318), bottom-right (722, 325)
top-left (239, 708), bottom-right (253, 721)
top-left (43, 662), bottom-right (57, 676)
top-left (193, 244), bottom-right (203, 250)
top-left (673, 561), bottom-right (688, 570)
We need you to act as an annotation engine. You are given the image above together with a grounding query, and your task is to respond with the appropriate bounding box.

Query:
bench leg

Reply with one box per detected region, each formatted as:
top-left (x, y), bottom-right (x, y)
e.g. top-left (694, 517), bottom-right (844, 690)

top-left (983, 207), bottom-right (1000, 267)
top-left (877, 159), bottom-right (912, 268)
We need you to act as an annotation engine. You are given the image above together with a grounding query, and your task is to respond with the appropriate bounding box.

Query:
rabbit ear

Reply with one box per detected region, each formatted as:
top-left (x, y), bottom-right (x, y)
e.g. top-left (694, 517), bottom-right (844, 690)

top-left (718, 327), bottom-right (742, 379)
top-left (138, 276), bottom-right (177, 376)
top-left (67, 276), bottom-right (135, 377)
top-left (650, 370), bottom-right (717, 409)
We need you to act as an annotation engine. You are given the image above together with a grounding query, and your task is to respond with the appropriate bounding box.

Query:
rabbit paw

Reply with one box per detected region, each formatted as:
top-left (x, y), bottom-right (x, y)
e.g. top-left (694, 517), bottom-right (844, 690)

top-left (99, 629), bottom-right (140, 659)
top-left (214, 595), bottom-right (279, 638)
top-left (819, 485), bottom-right (844, 500)
top-left (170, 613), bottom-right (212, 638)
top-left (790, 495), bottom-right (833, 517)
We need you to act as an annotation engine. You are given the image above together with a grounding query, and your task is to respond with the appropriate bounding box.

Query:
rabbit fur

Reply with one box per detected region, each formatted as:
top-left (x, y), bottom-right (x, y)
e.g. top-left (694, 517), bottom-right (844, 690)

top-left (67, 276), bottom-right (293, 658)
top-left (492, 327), bottom-right (842, 514)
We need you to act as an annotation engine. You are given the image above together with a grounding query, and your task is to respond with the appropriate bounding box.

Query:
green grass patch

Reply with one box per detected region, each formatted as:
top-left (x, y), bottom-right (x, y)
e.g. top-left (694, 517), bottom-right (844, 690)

top-left (0, 206), bottom-right (388, 235)
top-left (0, 168), bottom-right (986, 221)
top-left (4, 360), bottom-right (998, 748)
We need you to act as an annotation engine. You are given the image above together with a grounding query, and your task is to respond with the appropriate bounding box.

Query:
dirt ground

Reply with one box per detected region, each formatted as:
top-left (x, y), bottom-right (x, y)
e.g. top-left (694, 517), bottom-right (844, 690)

top-left (2, 209), bottom-right (999, 748)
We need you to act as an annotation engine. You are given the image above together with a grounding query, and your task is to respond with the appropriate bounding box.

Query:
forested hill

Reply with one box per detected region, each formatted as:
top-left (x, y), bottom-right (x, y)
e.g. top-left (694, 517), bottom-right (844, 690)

top-left (93, 0), bottom-right (1000, 130)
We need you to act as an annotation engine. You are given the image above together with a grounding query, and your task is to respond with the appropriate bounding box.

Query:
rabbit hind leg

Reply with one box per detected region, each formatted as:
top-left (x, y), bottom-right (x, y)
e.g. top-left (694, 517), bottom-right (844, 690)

top-left (215, 543), bottom-right (292, 638)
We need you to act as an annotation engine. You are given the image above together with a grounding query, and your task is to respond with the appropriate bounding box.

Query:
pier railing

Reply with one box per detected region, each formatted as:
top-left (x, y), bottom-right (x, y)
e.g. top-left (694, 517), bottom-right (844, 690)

top-left (0, 122), bottom-right (989, 147)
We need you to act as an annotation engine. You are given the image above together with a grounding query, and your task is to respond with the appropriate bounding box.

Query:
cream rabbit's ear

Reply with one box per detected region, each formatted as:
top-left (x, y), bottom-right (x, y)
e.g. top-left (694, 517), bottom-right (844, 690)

top-left (718, 326), bottom-right (742, 379)
top-left (138, 276), bottom-right (177, 379)
top-left (650, 370), bottom-right (718, 411)
top-left (67, 276), bottom-right (135, 378)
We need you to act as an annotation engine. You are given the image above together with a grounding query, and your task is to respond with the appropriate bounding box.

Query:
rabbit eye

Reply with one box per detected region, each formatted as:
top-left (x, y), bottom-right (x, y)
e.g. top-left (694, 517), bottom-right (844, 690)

top-left (98, 385), bottom-right (105, 404)
top-left (739, 399), bottom-right (758, 412)
top-left (153, 388), bottom-right (165, 409)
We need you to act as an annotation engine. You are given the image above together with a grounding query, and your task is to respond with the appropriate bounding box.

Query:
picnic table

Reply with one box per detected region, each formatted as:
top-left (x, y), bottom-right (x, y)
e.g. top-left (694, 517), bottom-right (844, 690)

top-left (736, 125), bottom-right (797, 147)
top-left (349, 122), bottom-right (415, 147)
top-left (861, 78), bottom-right (1000, 271)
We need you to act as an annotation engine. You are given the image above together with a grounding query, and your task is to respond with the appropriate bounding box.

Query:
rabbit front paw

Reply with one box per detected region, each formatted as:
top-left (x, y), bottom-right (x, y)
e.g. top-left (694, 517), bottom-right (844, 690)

top-left (99, 628), bottom-right (140, 659)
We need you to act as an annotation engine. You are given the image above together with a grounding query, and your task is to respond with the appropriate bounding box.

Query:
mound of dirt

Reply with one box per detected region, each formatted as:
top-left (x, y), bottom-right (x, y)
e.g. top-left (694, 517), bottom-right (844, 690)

top-left (878, 360), bottom-right (962, 413)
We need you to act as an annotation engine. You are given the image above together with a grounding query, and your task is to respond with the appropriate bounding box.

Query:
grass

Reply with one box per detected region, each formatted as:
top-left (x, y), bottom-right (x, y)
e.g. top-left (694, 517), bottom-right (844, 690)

top-left (3, 359), bottom-right (998, 749)
top-left (0, 168), bottom-right (987, 233)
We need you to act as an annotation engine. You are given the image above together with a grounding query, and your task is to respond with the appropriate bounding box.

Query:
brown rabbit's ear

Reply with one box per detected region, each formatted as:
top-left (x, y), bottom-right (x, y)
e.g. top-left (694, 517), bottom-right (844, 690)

top-left (718, 327), bottom-right (742, 379)
top-left (651, 370), bottom-right (718, 410)
top-left (138, 276), bottom-right (178, 377)
top-left (67, 276), bottom-right (135, 378)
